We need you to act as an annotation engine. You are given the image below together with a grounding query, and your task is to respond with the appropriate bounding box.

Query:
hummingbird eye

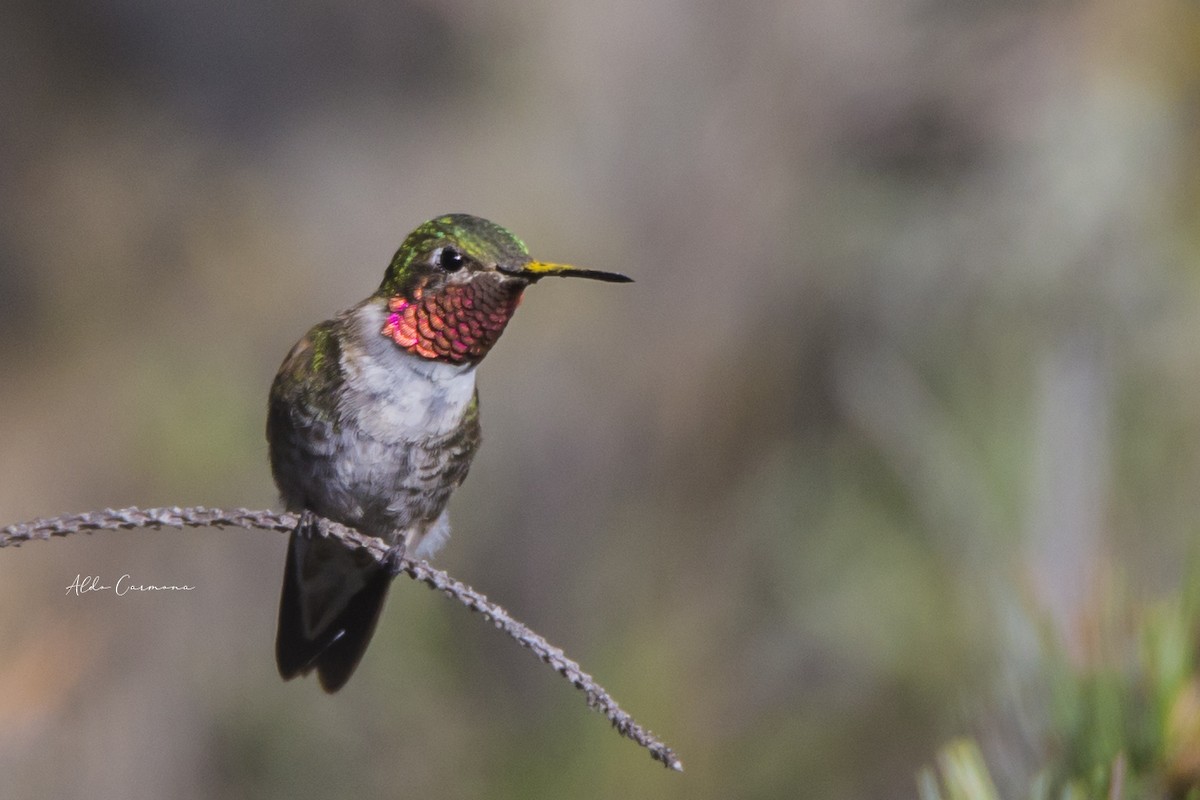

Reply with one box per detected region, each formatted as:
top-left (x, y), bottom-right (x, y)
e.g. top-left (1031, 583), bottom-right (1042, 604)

top-left (436, 247), bottom-right (465, 272)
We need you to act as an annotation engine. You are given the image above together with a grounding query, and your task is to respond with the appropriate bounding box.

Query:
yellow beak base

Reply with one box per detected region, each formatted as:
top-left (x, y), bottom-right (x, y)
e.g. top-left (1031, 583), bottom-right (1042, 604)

top-left (509, 261), bottom-right (633, 283)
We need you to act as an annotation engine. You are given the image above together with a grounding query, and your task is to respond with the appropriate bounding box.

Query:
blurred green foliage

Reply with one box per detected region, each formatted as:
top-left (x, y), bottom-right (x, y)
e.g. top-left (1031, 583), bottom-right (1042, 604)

top-left (922, 567), bottom-right (1200, 799)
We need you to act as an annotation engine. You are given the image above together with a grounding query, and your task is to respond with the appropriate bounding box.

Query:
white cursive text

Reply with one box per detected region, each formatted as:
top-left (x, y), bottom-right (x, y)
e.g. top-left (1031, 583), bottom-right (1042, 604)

top-left (66, 574), bottom-right (195, 596)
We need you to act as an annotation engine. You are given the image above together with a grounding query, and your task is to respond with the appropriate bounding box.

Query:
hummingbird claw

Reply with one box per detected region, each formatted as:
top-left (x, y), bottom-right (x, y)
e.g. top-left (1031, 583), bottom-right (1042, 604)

top-left (296, 509), bottom-right (320, 538)
top-left (382, 541), bottom-right (408, 577)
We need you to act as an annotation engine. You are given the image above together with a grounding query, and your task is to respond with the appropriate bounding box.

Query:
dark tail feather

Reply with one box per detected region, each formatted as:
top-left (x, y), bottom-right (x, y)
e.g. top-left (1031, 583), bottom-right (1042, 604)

top-left (276, 517), bottom-right (393, 693)
top-left (312, 568), bottom-right (392, 692)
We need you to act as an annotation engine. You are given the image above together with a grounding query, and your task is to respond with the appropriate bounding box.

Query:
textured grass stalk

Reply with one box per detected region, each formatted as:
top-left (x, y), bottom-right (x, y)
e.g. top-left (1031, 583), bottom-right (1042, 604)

top-left (1, 506), bottom-right (683, 771)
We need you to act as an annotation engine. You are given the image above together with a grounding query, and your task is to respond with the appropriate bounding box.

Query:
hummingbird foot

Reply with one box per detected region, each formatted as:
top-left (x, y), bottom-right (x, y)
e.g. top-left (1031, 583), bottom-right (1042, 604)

top-left (296, 508), bottom-right (321, 539)
top-left (382, 541), bottom-right (408, 577)
top-left (296, 508), bottom-right (406, 575)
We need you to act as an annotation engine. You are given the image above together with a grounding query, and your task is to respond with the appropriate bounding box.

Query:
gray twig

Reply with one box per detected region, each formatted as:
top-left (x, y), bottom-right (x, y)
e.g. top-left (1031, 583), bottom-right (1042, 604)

top-left (0, 506), bottom-right (682, 771)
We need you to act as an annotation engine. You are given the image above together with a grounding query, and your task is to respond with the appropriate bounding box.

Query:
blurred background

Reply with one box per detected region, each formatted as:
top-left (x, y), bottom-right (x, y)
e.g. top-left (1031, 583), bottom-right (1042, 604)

top-left (1, 0), bottom-right (1199, 797)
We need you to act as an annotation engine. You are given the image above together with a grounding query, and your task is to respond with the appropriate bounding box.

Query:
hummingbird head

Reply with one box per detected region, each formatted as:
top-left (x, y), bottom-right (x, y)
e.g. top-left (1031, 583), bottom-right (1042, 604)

top-left (377, 214), bottom-right (630, 363)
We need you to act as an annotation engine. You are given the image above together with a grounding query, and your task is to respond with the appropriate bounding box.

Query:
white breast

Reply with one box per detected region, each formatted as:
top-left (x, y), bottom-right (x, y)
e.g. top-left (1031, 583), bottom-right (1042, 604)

top-left (339, 300), bottom-right (478, 443)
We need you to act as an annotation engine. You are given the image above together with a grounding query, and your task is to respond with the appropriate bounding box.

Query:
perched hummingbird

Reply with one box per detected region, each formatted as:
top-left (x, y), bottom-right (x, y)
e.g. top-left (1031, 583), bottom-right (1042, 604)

top-left (267, 213), bottom-right (630, 692)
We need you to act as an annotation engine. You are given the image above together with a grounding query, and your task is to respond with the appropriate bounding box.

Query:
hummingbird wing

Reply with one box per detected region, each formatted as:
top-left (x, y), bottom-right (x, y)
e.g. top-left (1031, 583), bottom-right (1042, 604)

top-left (275, 513), bottom-right (392, 692)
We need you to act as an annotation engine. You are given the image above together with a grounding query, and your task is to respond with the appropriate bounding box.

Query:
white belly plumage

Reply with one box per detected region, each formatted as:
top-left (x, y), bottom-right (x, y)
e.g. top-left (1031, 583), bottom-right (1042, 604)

top-left (272, 300), bottom-right (479, 559)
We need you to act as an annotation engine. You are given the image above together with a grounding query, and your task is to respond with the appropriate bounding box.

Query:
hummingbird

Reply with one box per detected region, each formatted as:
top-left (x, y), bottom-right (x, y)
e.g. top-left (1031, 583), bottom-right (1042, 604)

top-left (267, 213), bottom-right (631, 692)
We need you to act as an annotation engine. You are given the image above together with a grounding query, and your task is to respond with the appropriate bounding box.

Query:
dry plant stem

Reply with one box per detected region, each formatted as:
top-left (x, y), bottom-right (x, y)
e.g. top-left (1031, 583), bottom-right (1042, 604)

top-left (0, 506), bottom-right (683, 772)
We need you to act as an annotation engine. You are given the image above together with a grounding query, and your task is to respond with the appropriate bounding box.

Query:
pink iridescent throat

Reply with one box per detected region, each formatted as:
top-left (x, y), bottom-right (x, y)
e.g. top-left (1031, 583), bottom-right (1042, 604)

top-left (381, 280), bottom-right (524, 363)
